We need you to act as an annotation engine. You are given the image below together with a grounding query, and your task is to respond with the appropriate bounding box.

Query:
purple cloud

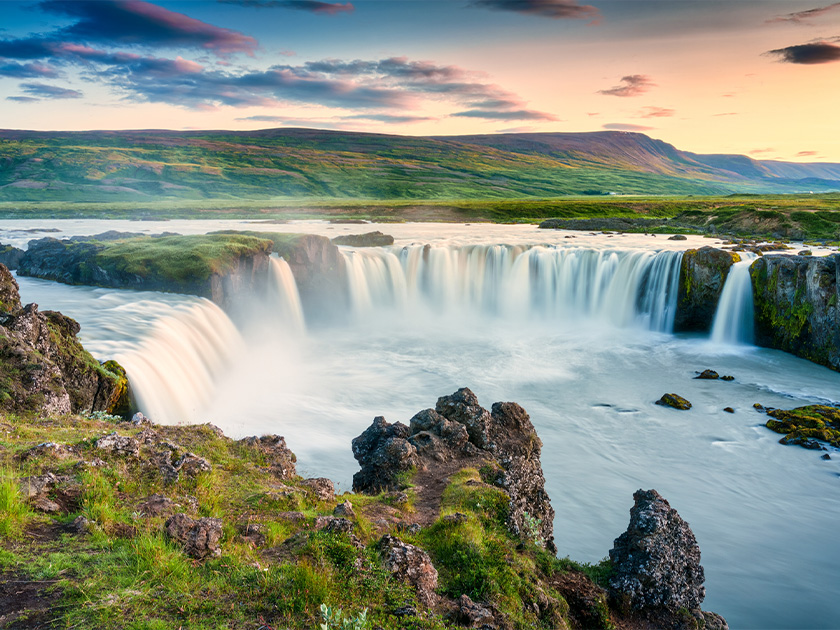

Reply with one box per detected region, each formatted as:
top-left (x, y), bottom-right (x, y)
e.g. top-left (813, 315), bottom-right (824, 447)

top-left (598, 75), bottom-right (655, 97)
top-left (766, 41), bottom-right (840, 64)
top-left (19, 82), bottom-right (83, 99)
top-left (6, 96), bottom-right (41, 102)
top-left (470, 0), bottom-right (600, 23)
top-left (0, 61), bottom-right (59, 78)
top-left (220, 0), bottom-right (354, 14)
top-left (766, 3), bottom-right (840, 24)
top-left (638, 106), bottom-right (674, 118)
top-left (451, 108), bottom-right (557, 121)
top-left (602, 123), bottom-right (654, 132)
top-left (797, 150), bottom-right (819, 157)
top-left (38, 0), bottom-right (258, 55)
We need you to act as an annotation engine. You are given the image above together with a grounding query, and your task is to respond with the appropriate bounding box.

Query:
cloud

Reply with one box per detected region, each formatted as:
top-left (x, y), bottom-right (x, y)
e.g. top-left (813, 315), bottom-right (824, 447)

top-left (496, 125), bottom-right (538, 132)
top-left (6, 96), bottom-right (41, 102)
top-left (19, 82), bottom-right (83, 99)
top-left (749, 148), bottom-right (774, 155)
top-left (220, 0), bottom-right (354, 14)
top-left (0, 60), bottom-right (59, 78)
top-left (766, 40), bottom-right (840, 64)
top-left (797, 150), bottom-right (819, 157)
top-left (342, 113), bottom-right (435, 124)
top-left (37, 0), bottom-right (257, 55)
top-left (766, 3), bottom-right (840, 25)
top-left (712, 112), bottom-right (738, 116)
top-left (451, 108), bottom-right (558, 121)
top-left (638, 106), bottom-right (674, 118)
top-left (470, 0), bottom-right (600, 23)
top-left (602, 123), bottom-right (654, 132)
top-left (598, 75), bottom-right (655, 97)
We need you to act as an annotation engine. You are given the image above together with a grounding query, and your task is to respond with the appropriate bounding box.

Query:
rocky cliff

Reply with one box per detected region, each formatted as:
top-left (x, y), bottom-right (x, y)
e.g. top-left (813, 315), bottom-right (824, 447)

top-left (674, 246), bottom-right (740, 332)
top-left (0, 263), bottom-right (130, 415)
top-left (750, 253), bottom-right (839, 371)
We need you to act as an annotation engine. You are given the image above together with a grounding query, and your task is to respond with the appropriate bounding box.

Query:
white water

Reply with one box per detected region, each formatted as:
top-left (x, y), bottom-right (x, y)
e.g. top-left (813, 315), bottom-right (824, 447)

top-left (7, 222), bottom-right (840, 629)
top-left (343, 245), bottom-right (683, 332)
top-left (267, 256), bottom-right (306, 334)
top-left (711, 257), bottom-right (756, 345)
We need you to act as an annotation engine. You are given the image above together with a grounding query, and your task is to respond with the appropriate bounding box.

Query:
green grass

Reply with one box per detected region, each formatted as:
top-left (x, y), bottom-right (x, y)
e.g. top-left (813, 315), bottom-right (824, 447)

top-left (0, 464), bottom-right (32, 538)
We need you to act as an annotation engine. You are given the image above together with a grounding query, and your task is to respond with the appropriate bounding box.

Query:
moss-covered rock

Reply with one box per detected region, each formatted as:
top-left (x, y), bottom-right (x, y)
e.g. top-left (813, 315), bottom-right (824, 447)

top-left (674, 247), bottom-right (740, 332)
top-left (763, 404), bottom-right (840, 448)
top-left (655, 393), bottom-right (692, 410)
top-left (749, 254), bottom-right (839, 371)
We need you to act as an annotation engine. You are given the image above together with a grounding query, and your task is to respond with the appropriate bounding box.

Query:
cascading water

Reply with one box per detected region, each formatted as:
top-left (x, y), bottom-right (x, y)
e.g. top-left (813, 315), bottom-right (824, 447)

top-left (341, 245), bottom-right (683, 332)
top-left (116, 301), bottom-right (244, 425)
top-left (710, 256), bottom-right (755, 345)
top-left (268, 256), bottom-right (306, 333)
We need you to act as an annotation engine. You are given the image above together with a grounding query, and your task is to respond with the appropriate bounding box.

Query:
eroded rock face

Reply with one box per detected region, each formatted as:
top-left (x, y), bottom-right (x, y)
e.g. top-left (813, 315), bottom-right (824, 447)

top-left (750, 254), bottom-right (839, 371)
top-left (164, 513), bottom-right (223, 560)
top-left (378, 534), bottom-right (439, 607)
top-left (609, 489), bottom-right (705, 614)
top-left (675, 247), bottom-right (740, 332)
top-left (332, 231), bottom-right (395, 247)
top-left (239, 435), bottom-right (296, 480)
top-left (273, 234), bottom-right (347, 320)
top-left (352, 388), bottom-right (556, 553)
top-left (0, 264), bottom-right (129, 415)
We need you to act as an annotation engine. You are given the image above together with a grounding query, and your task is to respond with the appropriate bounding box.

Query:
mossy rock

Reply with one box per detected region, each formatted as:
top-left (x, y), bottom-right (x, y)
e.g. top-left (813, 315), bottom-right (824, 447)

top-left (655, 393), bottom-right (692, 410)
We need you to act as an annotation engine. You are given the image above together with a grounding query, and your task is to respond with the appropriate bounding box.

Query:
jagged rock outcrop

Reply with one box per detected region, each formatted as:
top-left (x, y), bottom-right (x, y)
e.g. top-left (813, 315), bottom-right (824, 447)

top-left (378, 534), bottom-right (439, 607)
top-left (674, 247), bottom-right (740, 332)
top-left (750, 254), bottom-right (839, 371)
top-left (352, 387), bottom-right (556, 553)
top-left (0, 243), bottom-right (24, 270)
top-left (0, 264), bottom-right (130, 415)
top-left (164, 513), bottom-right (223, 560)
top-left (239, 434), bottom-right (297, 479)
top-left (609, 489), bottom-right (726, 628)
top-left (332, 231), bottom-right (395, 247)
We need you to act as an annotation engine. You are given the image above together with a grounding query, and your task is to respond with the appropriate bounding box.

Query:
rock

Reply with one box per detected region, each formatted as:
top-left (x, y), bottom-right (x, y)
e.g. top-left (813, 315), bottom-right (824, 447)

top-left (668, 234), bottom-right (688, 241)
top-left (69, 515), bottom-right (92, 534)
top-left (750, 254), bottom-right (839, 371)
top-left (378, 534), bottom-right (438, 607)
top-left (174, 452), bottom-right (212, 476)
top-left (721, 375), bottom-right (735, 381)
top-left (695, 369), bottom-right (719, 380)
top-left (442, 512), bottom-right (468, 525)
top-left (331, 231), bottom-right (395, 247)
top-left (753, 403), bottom-right (765, 411)
top-left (455, 594), bottom-right (496, 627)
top-left (0, 243), bottom-right (24, 272)
top-left (109, 522), bottom-right (138, 539)
top-left (779, 435), bottom-right (823, 449)
top-left (822, 453), bottom-right (832, 460)
top-left (539, 217), bottom-right (668, 232)
top-left (130, 412), bottom-right (151, 426)
top-left (164, 513), bottom-right (223, 560)
top-left (0, 262), bottom-right (21, 311)
top-left (675, 247), bottom-right (740, 333)
top-left (277, 511), bottom-right (306, 522)
top-left (95, 432), bottom-right (140, 457)
top-left (609, 489), bottom-right (706, 613)
top-left (314, 516), bottom-right (354, 535)
top-left (353, 387), bottom-right (556, 554)
top-left (18, 472), bottom-right (58, 498)
top-left (240, 523), bottom-right (267, 547)
top-left (239, 435), bottom-right (296, 480)
top-left (138, 494), bottom-right (178, 517)
top-left (552, 571), bottom-right (612, 630)
top-left (655, 393), bottom-right (692, 410)
top-left (31, 495), bottom-right (61, 513)
top-left (300, 477), bottom-right (335, 502)
top-left (723, 407), bottom-right (735, 414)
top-left (333, 501), bottom-right (355, 518)
top-left (798, 250), bottom-right (813, 256)
top-left (18, 442), bottom-right (70, 462)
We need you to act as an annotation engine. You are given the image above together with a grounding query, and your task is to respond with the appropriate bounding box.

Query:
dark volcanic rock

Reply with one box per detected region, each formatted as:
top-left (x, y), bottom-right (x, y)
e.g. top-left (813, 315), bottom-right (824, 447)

top-left (0, 243), bottom-right (24, 272)
top-left (239, 435), bottom-right (296, 479)
top-left (675, 247), bottom-right (739, 332)
top-left (164, 513), bottom-right (223, 560)
top-left (609, 489), bottom-right (705, 613)
top-left (331, 231), bottom-right (395, 247)
top-left (749, 254), bottom-right (839, 371)
top-left (668, 234), bottom-right (688, 241)
top-left (378, 534), bottom-right (439, 607)
top-left (655, 393), bottom-right (692, 410)
top-left (694, 369), bottom-right (719, 380)
top-left (352, 387), bottom-right (556, 553)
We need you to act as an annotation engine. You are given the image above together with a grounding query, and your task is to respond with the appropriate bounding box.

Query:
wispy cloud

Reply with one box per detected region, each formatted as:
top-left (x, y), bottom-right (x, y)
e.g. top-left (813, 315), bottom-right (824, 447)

top-left (797, 150), bottom-right (819, 157)
top-left (766, 40), bottom-right (840, 64)
top-left (19, 82), bottom-right (83, 99)
top-left (342, 113), bottom-right (435, 124)
top-left (6, 96), bottom-right (40, 102)
top-left (749, 148), bottom-right (775, 155)
top-left (451, 108), bottom-right (558, 121)
top-left (0, 61), bottom-right (59, 78)
top-left (638, 106), bottom-right (674, 118)
top-left (598, 75), bottom-right (655, 97)
top-left (766, 3), bottom-right (840, 25)
top-left (220, 0), bottom-right (354, 14)
top-left (470, 0), bottom-right (600, 24)
top-left (602, 123), bottom-right (654, 132)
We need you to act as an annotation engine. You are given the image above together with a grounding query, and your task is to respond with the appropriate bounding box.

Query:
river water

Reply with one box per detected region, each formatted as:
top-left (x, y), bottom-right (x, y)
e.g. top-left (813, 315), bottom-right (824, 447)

top-left (5, 220), bottom-right (840, 629)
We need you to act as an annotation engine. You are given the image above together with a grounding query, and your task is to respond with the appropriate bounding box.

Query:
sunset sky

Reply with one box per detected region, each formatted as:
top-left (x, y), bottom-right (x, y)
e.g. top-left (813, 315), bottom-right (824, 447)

top-left (1, 0), bottom-right (839, 161)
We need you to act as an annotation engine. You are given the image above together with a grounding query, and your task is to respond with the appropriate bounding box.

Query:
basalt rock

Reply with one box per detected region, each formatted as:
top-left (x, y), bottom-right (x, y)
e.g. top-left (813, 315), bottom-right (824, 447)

top-left (352, 388), bottom-right (556, 553)
top-left (609, 489), bottom-right (713, 621)
top-left (378, 534), bottom-right (439, 607)
top-left (0, 265), bottom-right (129, 416)
top-left (332, 231), bottom-right (395, 247)
top-left (0, 243), bottom-right (24, 271)
top-left (749, 254), bottom-right (839, 371)
top-left (164, 513), bottom-right (223, 560)
top-left (239, 434), bottom-right (296, 480)
top-left (675, 247), bottom-right (740, 332)
top-left (655, 393), bottom-right (692, 410)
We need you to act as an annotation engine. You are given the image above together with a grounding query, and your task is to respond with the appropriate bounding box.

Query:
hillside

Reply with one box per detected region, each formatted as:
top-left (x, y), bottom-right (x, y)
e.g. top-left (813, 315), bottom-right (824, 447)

top-left (1, 128), bottom-right (839, 203)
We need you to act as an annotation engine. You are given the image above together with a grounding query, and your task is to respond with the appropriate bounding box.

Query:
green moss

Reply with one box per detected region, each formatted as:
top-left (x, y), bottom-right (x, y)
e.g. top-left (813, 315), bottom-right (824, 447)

top-left (764, 405), bottom-right (840, 448)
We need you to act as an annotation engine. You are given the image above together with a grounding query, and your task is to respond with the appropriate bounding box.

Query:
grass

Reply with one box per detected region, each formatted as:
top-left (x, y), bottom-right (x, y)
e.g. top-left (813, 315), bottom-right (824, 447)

top-left (0, 464), bottom-right (32, 538)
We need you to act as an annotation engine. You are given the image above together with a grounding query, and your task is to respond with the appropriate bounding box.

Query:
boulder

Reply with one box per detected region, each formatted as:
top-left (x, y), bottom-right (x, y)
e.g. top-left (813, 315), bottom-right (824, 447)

top-left (0, 243), bottom-right (24, 272)
top-left (333, 501), bottom-right (355, 518)
top-left (455, 594), bottom-right (496, 627)
top-left (331, 231), bottom-right (395, 247)
top-left (378, 534), bottom-right (439, 607)
top-left (138, 494), bottom-right (178, 517)
top-left (164, 513), bottom-right (223, 560)
top-left (675, 247), bottom-right (740, 332)
top-left (95, 432), bottom-right (140, 457)
top-left (351, 417), bottom-right (419, 492)
top-left (694, 369), bottom-right (719, 380)
top-left (609, 489), bottom-right (705, 613)
top-left (314, 516), bottom-right (354, 535)
top-left (239, 435), bottom-right (296, 480)
top-left (300, 477), bottom-right (335, 502)
top-left (655, 393), bottom-right (692, 410)
top-left (17, 472), bottom-right (58, 499)
top-left (668, 234), bottom-right (688, 241)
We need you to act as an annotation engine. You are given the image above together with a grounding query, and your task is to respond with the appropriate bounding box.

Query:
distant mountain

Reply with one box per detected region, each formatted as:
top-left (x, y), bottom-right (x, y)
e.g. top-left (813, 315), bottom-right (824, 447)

top-left (0, 128), bottom-right (837, 202)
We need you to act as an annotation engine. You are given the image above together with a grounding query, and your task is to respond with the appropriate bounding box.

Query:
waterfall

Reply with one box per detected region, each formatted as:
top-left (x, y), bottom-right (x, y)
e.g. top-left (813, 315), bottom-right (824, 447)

top-left (710, 257), bottom-right (755, 345)
top-left (116, 300), bottom-right (244, 424)
top-left (341, 245), bottom-right (683, 332)
top-left (268, 256), bottom-right (306, 333)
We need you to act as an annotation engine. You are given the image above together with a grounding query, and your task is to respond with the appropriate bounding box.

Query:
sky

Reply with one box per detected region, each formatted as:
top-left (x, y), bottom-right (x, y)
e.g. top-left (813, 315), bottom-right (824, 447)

top-left (1, 0), bottom-right (839, 161)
